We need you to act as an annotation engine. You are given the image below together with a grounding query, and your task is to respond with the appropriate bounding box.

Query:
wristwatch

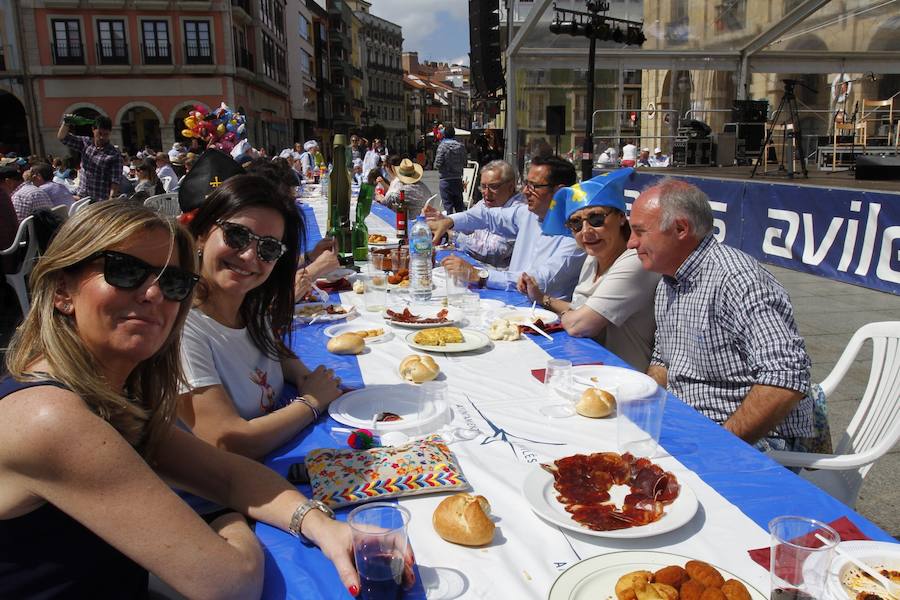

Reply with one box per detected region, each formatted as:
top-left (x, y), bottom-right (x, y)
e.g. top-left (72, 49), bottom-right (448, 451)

top-left (289, 498), bottom-right (335, 544)
top-left (476, 268), bottom-right (489, 289)
top-left (541, 293), bottom-right (554, 310)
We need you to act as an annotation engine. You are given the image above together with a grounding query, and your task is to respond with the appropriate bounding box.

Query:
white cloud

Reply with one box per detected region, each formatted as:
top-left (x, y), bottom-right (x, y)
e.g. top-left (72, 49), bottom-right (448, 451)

top-left (368, 0), bottom-right (469, 62)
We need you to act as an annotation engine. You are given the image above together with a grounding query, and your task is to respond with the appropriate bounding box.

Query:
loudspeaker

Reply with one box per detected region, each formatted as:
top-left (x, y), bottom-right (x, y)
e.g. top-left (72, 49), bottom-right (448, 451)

top-left (734, 122), bottom-right (765, 153)
top-left (714, 133), bottom-right (736, 166)
top-left (469, 0), bottom-right (504, 96)
top-left (546, 105), bottom-right (566, 136)
top-left (732, 100), bottom-right (768, 123)
top-left (855, 155), bottom-right (900, 180)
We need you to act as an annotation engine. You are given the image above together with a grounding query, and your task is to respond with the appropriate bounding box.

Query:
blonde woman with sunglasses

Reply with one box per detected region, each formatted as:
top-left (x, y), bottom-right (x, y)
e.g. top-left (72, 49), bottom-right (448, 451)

top-left (179, 175), bottom-right (342, 460)
top-left (0, 203), bottom-right (364, 598)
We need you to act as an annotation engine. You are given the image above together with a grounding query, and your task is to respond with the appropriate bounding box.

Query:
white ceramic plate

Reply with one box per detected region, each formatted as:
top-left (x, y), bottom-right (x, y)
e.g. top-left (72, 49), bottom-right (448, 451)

top-left (368, 237), bottom-right (401, 247)
top-left (383, 306), bottom-right (463, 329)
top-left (498, 307), bottom-right (560, 326)
top-left (317, 267), bottom-right (356, 283)
top-left (322, 321), bottom-right (393, 343)
top-left (294, 303), bottom-right (355, 323)
top-left (548, 551), bottom-right (767, 600)
top-left (825, 540), bottom-right (900, 600)
top-left (558, 365), bottom-right (660, 402)
top-left (479, 299), bottom-right (507, 312)
top-left (522, 467), bottom-right (699, 539)
top-left (404, 329), bottom-right (492, 353)
top-left (328, 384), bottom-right (449, 434)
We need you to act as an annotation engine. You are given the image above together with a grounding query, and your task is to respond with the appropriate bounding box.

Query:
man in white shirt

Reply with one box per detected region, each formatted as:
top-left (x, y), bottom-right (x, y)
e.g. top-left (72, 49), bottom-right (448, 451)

top-left (155, 152), bottom-right (179, 193)
top-left (649, 147), bottom-right (670, 167)
top-left (427, 156), bottom-right (586, 300)
top-left (621, 141), bottom-right (638, 167)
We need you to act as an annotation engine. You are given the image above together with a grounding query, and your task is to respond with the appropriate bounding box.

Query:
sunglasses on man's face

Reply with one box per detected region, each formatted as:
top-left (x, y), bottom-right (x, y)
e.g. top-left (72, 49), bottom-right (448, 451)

top-left (84, 250), bottom-right (199, 302)
top-left (565, 211), bottom-right (612, 234)
top-left (216, 220), bottom-right (286, 263)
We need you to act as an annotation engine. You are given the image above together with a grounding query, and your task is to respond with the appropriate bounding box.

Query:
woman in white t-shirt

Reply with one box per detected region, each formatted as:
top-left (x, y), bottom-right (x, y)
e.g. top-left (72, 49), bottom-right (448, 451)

top-left (519, 170), bottom-right (660, 371)
top-left (179, 174), bottom-right (342, 459)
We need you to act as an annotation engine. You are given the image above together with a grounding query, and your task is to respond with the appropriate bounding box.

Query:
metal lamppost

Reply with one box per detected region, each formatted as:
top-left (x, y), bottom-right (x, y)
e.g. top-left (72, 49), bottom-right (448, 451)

top-left (550, 1), bottom-right (645, 181)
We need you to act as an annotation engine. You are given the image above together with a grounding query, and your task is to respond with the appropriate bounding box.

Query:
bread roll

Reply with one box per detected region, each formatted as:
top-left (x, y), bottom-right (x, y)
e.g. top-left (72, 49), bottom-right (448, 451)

top-left (432, 493), bottom-right (495, 546)
top-left (399, 354), bottom-right (440, 383)
top-left (327, 333), bottom-right (365, 355)
top-left (576, 387), bottom-right (616, 418)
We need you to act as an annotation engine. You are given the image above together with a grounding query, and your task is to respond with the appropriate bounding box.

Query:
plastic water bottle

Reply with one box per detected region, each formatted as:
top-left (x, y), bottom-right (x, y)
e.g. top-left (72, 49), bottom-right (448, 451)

top-left (409, 215), bottom-right (433, 302)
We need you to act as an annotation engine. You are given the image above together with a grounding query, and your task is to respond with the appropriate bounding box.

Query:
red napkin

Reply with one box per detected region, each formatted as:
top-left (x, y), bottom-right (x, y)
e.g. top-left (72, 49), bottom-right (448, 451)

top-left (520, 321), bottom-right (565, 336)
top-left (747, 516), bottom-right (870, 581)
top-left (315, 278), bottom-right (352, 293)
top-left (531, 361), bottom-right (604, 384)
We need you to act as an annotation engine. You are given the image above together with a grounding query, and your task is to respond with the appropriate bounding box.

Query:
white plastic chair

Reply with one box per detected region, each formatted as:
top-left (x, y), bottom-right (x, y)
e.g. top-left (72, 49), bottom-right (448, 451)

top-left (462, 160), bottom-right (479, 209)
top-left (768, 321), bottom-right (900, 507)
top-left (69, 197), bottom-right (92, 216)
top-left (52, 204), bottom-right (70, 221)
top-left (1, 215), bottom-right (39, 317)
top-left (144, 193), bottom-right (181, 217)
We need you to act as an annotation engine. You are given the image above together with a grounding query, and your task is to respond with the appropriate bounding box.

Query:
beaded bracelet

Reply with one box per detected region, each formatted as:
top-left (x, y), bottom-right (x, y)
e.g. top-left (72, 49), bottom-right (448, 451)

top-left (291, 395), bottom-right (320, 421)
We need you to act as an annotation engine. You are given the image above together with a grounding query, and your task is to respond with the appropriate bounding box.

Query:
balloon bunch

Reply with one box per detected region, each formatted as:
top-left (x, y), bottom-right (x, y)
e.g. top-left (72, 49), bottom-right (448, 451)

top-left (181, 102), bottom-right (247, 153)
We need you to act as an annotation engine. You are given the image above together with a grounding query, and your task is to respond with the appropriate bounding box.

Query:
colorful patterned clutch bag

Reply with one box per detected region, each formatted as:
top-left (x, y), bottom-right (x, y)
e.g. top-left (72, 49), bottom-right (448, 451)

top-left (305, 435), bottom-right (469, 508)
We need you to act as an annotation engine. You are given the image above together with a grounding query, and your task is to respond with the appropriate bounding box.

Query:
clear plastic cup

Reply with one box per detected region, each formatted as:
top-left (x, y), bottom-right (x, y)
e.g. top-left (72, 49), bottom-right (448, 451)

top-left (617, 383), bottom-right (667, 457)
top-left (769, 516), bottom-right (840, 600)
top-left (363, 275), bottom-right (387, 312)
top-left (348, 503), bottom-right (411, 600)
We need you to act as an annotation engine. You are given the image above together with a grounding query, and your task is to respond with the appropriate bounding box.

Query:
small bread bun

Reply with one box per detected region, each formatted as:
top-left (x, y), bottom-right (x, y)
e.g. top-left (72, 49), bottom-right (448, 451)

top-left (327, 333), bottom-right (365, 355)
top-left (576, 387), bottom-right (616, 418)
top-left (432, 493), bottom-right (495, 546)
top-left (399, 354), bottom-right (440, 383)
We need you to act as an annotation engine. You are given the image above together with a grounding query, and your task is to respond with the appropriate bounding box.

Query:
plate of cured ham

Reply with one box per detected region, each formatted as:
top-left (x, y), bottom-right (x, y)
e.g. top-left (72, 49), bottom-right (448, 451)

top-left (383, 306), bottom-right (463, 329)
top-left (523, 452), bottom-right (699, 539)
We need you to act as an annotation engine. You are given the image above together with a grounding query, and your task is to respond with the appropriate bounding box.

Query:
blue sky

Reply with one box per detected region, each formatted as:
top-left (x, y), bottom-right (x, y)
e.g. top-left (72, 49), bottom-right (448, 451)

top-left (369, 0), bottom-right (470, 65)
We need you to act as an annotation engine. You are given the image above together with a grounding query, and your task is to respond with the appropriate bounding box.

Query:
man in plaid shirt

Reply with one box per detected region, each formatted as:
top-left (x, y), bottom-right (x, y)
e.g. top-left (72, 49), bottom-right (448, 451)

top-left (56, 115), bottom-right (122, 201)
top-left (628, 179), bottom-right (812, 451)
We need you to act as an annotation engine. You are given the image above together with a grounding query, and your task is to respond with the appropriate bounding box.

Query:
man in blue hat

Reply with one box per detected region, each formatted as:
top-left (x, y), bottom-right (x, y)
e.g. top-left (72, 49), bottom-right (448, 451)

top-left (519, 168), bottom-right (660, 370)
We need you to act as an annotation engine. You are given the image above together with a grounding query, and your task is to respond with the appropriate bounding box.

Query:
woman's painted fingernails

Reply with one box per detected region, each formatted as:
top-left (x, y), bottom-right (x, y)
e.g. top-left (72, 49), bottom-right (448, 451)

top-left (348, 585), bottom-right (359, 597)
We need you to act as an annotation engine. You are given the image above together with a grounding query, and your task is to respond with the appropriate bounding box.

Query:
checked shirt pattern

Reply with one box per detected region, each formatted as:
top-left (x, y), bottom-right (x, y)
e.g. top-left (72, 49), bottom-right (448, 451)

top-left (651, 234), bottom-right (813, 440)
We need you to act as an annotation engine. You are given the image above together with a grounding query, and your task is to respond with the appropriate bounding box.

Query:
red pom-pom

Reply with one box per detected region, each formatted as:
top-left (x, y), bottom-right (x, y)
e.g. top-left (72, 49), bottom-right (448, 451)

top-left (347, 429), bottom-right (376, 449)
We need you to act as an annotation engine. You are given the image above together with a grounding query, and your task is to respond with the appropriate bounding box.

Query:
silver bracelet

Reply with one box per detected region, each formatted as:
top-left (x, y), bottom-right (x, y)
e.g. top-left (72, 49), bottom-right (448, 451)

top-left (288, 499), bottom-right (335, 542)
top-left (291, 395), bottom-right (319, 421)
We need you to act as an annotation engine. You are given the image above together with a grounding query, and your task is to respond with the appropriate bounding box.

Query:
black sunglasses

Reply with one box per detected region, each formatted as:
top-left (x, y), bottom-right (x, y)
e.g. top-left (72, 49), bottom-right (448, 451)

top-left (83, 250), bottom-right (199, 302)
top-left (216, 220), bottom-right (287, 263)
top-left (565, 211), bottom-right (612, 234)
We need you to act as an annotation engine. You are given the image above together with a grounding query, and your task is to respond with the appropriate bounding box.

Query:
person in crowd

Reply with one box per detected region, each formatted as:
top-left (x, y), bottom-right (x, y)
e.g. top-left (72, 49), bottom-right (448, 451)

top-left (446, 159), bottom-right (523, 269)
top-left (3, 167), bottom-right (53, 222)
top-left (57, 115), bottom-right (122, 201)
top-left (519, 169), bottom-right (660, 371)
top-left (649, 147), bottom-right (670, 167)
top-left (351, 157), bottom-right (364, 186)
top-left (155, 153), bottom-right (179, 193)
top-left (620, 141), bottom-right (638, 168)
top-left (169, 142), bottom-right (186, 162)
top-left (52, 157), bottom-right (73, 183)
top-left (383, 158), bottom-right (433, 216)
top-left (299, 141), bottom-right (318, 178)
top-left (378, 155), bottom-right (404, 204)
top-left (628, 179), bottom-right (813, 450)
top-left (0, 202), bottom-right (371, 598)
top-left (368, 168), bottom-right (388, 199)
top-left (179, 174), bottom-right (342, 459)
top-left (434, 126), bottom-right (467, 214)
top-left (637, 148), bottom-right (651, 167)
top-left (134, 162), bottom-right (158, 195)
top-left (30, 162), bottom-right (75, 208)
top-left (427, 155), bottom-right (586, 299)
top-left (362, 139), bottom-right (385, 178)
top-left (349, 135), bottom-right (365, 162)
top-left (597, 146), bottom-right (617, 167)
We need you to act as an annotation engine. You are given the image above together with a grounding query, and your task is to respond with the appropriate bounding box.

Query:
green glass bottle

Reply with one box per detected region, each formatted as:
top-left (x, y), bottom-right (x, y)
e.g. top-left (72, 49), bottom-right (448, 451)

top-left (352, 183), bottom-right (374, 262)
top-left (328, 135), bottom-right (354, 267)
top-left (63, 114), bottom-right (96, 127)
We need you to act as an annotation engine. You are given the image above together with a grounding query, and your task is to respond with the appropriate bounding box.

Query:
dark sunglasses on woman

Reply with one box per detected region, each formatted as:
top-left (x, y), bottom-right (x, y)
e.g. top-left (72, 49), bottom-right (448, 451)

top-left (216, 220), bottom-right (287, 263)
top-left (75, 250), bottom-right (199, 302)
top-left (565, 211), bottom-right (612, 234)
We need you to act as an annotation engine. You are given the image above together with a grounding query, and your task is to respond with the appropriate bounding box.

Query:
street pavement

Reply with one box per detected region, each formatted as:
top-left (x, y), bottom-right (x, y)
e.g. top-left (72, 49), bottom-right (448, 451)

top-left (422, 169), bottom-right (899, 539)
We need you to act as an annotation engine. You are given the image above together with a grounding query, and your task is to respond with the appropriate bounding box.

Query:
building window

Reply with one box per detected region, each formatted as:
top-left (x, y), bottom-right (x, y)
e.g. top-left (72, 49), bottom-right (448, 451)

top-left (273, 2), bottom-right (285, 39)
top-left (51, 19), bottom-right (84, 65)
top-left (299, 13), bottom-right (310, 40)
top-left (97, 19), bottom-right (127, 65)
top-left (528, 93), bottom-right (547, 128)
top-left (185, 20), bottom-right (213, 64)
top-left (300, 49), bottom-right (311, 75)
top-left (275, 46), bottom-right (287, 84)
top-left (262, 34), bottom-right (275, 80)
top-left (715, 0), bottom-right (746, 33)
top-left (141, 20), bottom-right (171, 64)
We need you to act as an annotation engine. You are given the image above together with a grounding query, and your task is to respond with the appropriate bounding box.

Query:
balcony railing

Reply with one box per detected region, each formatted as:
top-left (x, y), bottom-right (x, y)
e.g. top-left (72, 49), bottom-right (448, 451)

top-left (96, 41), bottom-right (129, 65)
top-left (141, 41), bottom-right (172, 65)
top-left (51, 41), bottom-right (85, 65)
top-left (235, 47), bottom-right (254, 71)
top-left (186, 40), bottom-right (213, 64)
top-left (232, 0), bottom-right (251, 15)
